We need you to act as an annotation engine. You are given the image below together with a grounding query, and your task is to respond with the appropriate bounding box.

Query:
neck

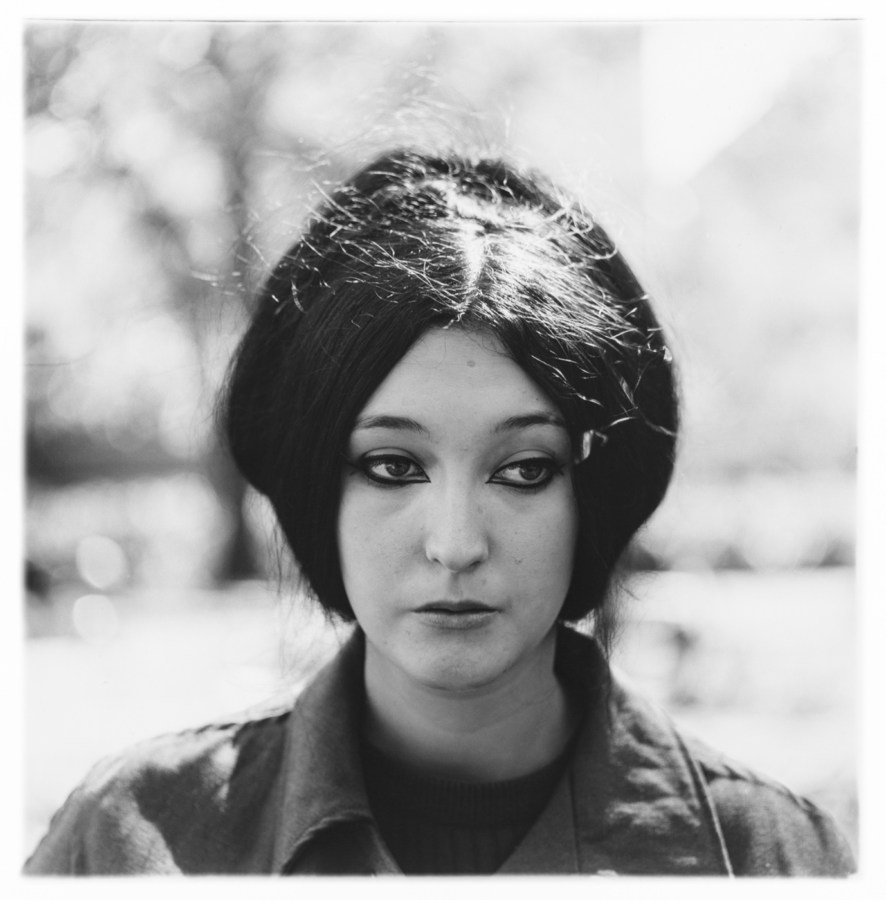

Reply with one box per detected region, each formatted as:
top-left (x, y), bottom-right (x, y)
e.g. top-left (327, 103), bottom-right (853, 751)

top-left (361, 630), bottom-right (576, 782)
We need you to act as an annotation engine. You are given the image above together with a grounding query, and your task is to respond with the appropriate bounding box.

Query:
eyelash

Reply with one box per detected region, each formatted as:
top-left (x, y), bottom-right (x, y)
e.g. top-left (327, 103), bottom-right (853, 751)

top-left (491, 459), bottom-right (564, 491)
top-left (352, 454), bottom-right (564, 492)
top-left (357, 455), bottom-right (427, 486)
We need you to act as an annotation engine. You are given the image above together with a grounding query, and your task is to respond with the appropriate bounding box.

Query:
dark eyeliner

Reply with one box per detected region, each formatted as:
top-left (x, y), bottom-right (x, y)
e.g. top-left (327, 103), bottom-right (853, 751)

top-left (353, 453), bottom-right (427, 487)
top-left (489, 457), bottom-right (565, 491)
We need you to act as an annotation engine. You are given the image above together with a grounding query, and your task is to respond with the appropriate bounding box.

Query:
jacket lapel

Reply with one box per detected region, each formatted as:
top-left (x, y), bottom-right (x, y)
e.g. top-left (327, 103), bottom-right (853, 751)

top-left (271, 629), bottom-right (386, 872)
top-left (503, 628), bottom-right (731, 875)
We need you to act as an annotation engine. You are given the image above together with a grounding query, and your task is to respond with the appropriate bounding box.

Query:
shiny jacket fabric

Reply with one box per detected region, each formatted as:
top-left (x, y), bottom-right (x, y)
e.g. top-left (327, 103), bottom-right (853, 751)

top-left (25, 626), bottom-right (854, 876)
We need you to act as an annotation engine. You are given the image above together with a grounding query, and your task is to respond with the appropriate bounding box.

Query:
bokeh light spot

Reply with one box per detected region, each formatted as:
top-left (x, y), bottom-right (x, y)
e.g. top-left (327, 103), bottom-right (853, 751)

top-left (75, 535), bottom-right (128, 590)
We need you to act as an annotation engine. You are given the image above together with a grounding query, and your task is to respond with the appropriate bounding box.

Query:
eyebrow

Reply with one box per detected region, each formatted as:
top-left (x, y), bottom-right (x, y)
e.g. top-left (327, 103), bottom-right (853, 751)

top-left (494, 412), bottom-right (568, 433)
top-left (352, 411), bottom-right (566, 436)
top-left (352, 415), bottom-right (431, 437)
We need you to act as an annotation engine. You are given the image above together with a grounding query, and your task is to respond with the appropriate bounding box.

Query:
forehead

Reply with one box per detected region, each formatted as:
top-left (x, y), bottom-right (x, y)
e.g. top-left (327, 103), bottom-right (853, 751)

top-left (357, 328), bottom-right (559, 425)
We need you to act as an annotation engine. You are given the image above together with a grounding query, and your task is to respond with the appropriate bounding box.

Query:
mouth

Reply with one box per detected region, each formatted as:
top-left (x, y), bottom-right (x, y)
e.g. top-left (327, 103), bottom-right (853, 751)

top-left (417, 600), bottom-right (496, 614)
top-left (414, 601), bottom-right (498, 630)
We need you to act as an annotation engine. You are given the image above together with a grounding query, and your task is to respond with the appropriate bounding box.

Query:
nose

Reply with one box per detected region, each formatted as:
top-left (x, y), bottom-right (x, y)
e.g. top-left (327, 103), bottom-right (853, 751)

top-left (423, 484), bottom-right (490, 573)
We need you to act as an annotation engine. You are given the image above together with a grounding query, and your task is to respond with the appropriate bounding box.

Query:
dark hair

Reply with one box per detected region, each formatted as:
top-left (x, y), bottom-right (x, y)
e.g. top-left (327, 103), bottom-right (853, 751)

top-left (223, 149), bottom-right (678, 648)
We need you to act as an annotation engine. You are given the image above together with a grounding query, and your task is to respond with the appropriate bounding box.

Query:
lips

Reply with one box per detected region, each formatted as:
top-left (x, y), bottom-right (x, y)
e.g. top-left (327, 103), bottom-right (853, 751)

top-left (417, 600), bottom-right (496, 614)
top-left (414, 601), bottom-right (498, 631)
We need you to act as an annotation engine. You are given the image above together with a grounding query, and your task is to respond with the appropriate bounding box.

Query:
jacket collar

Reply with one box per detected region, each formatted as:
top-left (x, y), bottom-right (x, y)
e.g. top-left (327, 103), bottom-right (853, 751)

top-left (271, 625), bottom-right (730, 875)
top-left (270, 627), bottom-right (378, 872)
top-left (501, 627), bottom-right (731, 874)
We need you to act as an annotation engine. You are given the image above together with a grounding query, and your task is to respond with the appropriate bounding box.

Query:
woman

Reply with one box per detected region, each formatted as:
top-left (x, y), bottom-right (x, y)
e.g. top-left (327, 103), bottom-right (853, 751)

top-left (26, 149), bottom-right (854, 876)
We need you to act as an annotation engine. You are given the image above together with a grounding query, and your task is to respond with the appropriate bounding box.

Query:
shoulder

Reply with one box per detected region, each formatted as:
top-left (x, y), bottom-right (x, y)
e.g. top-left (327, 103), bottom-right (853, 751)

top-left (683, 733), bottom-right (856, 876)
top-left (601, 665), bottom-right (854, 877)
top-left (24, 702), bottom-right (294, 875)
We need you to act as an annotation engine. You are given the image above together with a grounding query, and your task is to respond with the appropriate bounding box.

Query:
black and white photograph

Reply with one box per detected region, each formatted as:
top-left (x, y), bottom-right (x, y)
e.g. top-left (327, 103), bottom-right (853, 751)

top-left (19, 9), bottom-right (871, 880)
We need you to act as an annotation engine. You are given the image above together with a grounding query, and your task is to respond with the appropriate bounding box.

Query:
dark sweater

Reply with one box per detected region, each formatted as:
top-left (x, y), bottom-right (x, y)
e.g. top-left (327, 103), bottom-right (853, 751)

top-left (361, 739), bottom-right (573, 874)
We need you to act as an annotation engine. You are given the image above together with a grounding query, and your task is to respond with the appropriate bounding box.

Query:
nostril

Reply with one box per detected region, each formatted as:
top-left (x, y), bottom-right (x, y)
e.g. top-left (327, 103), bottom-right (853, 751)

top-left (422, 489), bottom-right (490, 573)
top-left (424, 525), bottom-right (489, 573)
top-left (425, 541), bottom-right (488, 573)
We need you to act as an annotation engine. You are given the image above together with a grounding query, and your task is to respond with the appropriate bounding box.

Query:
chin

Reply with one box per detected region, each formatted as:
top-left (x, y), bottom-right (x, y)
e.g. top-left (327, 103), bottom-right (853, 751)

top-left (409, 650), bottom-right (513, 694)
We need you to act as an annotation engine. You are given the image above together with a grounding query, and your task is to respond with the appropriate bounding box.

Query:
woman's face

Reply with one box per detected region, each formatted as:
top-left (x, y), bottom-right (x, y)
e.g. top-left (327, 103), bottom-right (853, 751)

top-left (338, 327), bottom-right (579, 695)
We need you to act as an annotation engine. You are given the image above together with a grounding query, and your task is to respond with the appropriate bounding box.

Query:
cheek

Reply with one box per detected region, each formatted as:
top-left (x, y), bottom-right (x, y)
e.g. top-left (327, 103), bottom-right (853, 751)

top-left (337, 489), bottom-right (411, 590)
top-left (338, 494), bottom-right (371, 586)
top-left (504, 491), bottom-right (578, 590)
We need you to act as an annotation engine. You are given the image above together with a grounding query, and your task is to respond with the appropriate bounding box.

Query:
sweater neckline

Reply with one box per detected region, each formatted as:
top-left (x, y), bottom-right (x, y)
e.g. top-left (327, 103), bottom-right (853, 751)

top-left (360, 734), bottom-right (576, 828)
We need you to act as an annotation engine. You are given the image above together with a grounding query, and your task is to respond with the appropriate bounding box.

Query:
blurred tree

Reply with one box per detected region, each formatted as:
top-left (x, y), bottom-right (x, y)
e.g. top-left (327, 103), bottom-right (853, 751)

top-left (26, 24), bottom-right (268, 580)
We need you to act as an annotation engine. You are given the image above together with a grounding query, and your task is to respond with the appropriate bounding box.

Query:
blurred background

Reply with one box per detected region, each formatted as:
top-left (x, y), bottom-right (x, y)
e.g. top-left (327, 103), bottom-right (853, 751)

top-left (24, 21), bottom-right (859, 861)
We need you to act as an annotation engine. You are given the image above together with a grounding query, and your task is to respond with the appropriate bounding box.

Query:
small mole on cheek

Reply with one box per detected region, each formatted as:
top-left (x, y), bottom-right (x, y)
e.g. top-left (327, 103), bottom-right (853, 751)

top-left (466, 359), bottom-right (476, 368)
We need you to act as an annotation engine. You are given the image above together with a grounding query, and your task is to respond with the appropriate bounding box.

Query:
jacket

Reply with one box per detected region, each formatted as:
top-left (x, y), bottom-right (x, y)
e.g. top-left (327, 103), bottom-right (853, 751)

top-left (24, 625), bottom-right (854, 876)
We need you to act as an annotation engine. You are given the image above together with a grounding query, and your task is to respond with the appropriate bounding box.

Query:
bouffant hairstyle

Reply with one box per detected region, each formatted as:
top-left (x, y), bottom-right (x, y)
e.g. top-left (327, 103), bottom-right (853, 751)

top-left (223, 149), bottom-right (678, 645)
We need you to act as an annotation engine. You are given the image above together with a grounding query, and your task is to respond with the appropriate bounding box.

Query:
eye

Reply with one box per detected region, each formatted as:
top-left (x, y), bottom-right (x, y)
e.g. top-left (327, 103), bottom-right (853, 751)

top-left (358, 454), bottom-right (428, 486)
top-left (490, 457), bottom-right (562, 490)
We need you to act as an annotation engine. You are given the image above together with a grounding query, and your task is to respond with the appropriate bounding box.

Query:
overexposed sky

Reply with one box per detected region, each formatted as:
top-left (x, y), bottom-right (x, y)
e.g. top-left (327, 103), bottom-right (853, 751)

top-left (642, 21), bottom-right (841, 185)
